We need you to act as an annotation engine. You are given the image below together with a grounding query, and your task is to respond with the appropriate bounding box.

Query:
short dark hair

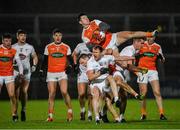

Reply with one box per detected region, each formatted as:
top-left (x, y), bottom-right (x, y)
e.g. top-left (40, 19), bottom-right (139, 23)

top-left (52, 28), bottom-right (62, 35)
top-left (93, 45), bottom-right (104, 52)
top-left (2, 33), bottom-right (12, 40)
top-left (17, 29), bottom-right (26, 36)
top-left (77, 13), bottom-right (87, 22)
top-left (79, 53), bottom-right (90, 60)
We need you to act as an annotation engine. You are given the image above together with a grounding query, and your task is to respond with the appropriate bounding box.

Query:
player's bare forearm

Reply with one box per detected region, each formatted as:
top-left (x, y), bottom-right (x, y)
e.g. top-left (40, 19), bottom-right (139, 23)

top-left (72, 51), bottom-right (78, 65)
top-left (32, 53), bottom-right (38, 66)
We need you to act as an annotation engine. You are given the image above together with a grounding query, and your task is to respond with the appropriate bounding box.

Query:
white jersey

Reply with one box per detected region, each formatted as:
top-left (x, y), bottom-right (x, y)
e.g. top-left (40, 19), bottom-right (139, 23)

top-left (79, 64), bottom-right (87, 74)
top-left (74, 43), bottom-right (91, 56)
top-left (87, 55), bottom-right (115, 80)
top-left (12, 43), bottom-right (35, 73)
top-left (120, 45), bottom-right (136, 57)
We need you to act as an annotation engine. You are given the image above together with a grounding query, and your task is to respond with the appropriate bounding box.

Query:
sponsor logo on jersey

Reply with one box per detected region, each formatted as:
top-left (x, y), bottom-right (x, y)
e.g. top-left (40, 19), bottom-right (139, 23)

top-left (51, 52), bottom-right (64, 58)
top-left (143, 52), bottom-right (155, 57)
top-left (0, 56), bottom-right (11, 62)
top-left (19, 53), bottom-right (26, 60)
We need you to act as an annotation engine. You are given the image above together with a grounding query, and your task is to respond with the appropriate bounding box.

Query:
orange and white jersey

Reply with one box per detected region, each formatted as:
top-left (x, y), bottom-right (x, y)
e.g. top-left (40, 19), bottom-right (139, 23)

top-left (138, 42), bottom-right (163, 70)
top-left (0, 45), bottom-right (19, 76)
top-left (82, 19), bottom-right (113, 49)
top-left (44, 42), bottom-right (71, 73)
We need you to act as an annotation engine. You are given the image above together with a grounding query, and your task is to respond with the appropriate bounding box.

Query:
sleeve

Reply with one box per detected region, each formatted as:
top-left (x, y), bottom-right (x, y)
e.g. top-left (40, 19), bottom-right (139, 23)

top-left (99, 22), bottom-right (110, 32)
top-left (14, 52), bottom-right (23, 74)
top-left (74, 44), bottom-right (80, 54)
top-left (82, 32), bottom-right (90, 43)
top-left (94, 19), bottom-right (102, 26)
top-left (44, 45), bottom-right (49, 55)
top-left (67, 46), bottom-right (71, 56)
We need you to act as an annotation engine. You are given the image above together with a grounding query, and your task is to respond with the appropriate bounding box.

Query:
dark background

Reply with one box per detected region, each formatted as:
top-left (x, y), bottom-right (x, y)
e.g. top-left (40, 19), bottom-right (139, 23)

top-left (1, 0), bottom-right (180, 14)
top-left (0, 0), bottom-right (180, 99)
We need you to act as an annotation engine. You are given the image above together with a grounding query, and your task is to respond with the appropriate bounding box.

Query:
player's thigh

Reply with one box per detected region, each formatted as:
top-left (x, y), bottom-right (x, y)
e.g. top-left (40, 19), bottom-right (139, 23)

top-left (6, 81), bottom-right (15, 97)
top-left (139, 83), bottom-right (148, 95)
top-left (47, 81), bottom-right (57, 94)
top-left (59, 79), bottom-right (68, 94)
top-left (78, 83), bottom-right (87, 96)
top-left (150, 80), bottom-right (161, 95)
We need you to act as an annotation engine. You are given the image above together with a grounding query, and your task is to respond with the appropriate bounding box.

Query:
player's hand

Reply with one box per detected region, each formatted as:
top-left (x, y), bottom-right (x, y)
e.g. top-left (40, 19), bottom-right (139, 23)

top-left (152, 29), bottom-right (159, 37)
top-left (39, 69), bottom-right (44, 77)
top-left (17, 74), bottom-right (25, 84)
top-left (65, 65), bottom-right (72, 74)
top-left (99, 67), bottom-right (109, 75)
top-left (92, 29), bottom-right (105, 43)
top-left (31, 65), bottom-right (37, 73)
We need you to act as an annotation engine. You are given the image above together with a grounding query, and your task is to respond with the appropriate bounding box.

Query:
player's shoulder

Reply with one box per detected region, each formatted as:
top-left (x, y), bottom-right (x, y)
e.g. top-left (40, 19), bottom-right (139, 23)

top-left (25, 43), bottom-right (34, 48)
top-left (45, 42), bottom-right (55, 48)
top-left (11, 47), bottom-right (17, 53)
top-left (92, 19), bottom-right (102, 24)
top-left (87, 56), bottom-right (95, 64)
top-left (12, 43), bottom-right (18, 48)
top-left (153, 42), bottom-right (161, 48)
top-left (61, 42), bottom-right (70, 49)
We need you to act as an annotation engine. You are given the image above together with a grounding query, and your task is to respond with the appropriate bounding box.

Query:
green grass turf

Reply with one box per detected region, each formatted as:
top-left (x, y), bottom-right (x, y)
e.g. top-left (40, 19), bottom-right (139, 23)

top-left (0, 99), bottom-right (180, 129)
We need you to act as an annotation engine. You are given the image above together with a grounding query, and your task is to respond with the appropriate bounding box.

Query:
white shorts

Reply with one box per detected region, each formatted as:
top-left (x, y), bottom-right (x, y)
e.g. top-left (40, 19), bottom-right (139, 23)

top-left (137, 70), bottom-right (159, 84)
top-left (46, 72), bottom-right (67, 82)
top-left (113, 71), bottom-right (125, 82)
top-left (90, 79), bottom-right (111, 95)
top-left (105, 33), bottom-right (118, 50)
top-left (14, 70), bottom-right (31, 81)
top-left (0, 76), bottom-right (14, 85)
top-left (78, 72), bottom-right (88, 83)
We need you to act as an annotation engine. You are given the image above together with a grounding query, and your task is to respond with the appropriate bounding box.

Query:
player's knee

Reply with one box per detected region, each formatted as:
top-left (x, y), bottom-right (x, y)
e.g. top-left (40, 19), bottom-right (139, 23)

top-left (154, 91), bottom-right (161, 98)
top-left (79, 92), bottom-right (85, 99)
top-left (9, 93), bottom-right (15, 99)
top-left (61, 91), bottom-right (68, 97)
top-left (49, 92), bottom-right (56, 99)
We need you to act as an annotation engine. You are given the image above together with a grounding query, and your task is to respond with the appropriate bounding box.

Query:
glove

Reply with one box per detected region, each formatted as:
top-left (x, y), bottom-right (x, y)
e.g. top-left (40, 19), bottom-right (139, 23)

top-left (73, 64), bottom-right (79, 74)
top-left (65, 65), bottom-right (72, 74)
top-left (152, 29), bottom-right (158, 37)
top-left (15, 74), bottom-right (25, 85)
top-left (99, 67), bottom-right (109, 75)
top-left (31, 65), bottom-right (37, 73)
top-left (99, 31), bottom-right (105, 39)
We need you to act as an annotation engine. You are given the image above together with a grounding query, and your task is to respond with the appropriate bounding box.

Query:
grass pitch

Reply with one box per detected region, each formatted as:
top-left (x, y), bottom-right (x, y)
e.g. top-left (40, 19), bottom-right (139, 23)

top-left (0, 99), bottom-right (180, 129)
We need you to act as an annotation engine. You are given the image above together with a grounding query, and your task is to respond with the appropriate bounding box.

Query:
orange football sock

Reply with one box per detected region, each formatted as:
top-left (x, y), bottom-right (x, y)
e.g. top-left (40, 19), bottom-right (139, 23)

top-left (141, 108), bottom-right (147, 115)
top-left (159, 108), bottom-right (164, 115)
